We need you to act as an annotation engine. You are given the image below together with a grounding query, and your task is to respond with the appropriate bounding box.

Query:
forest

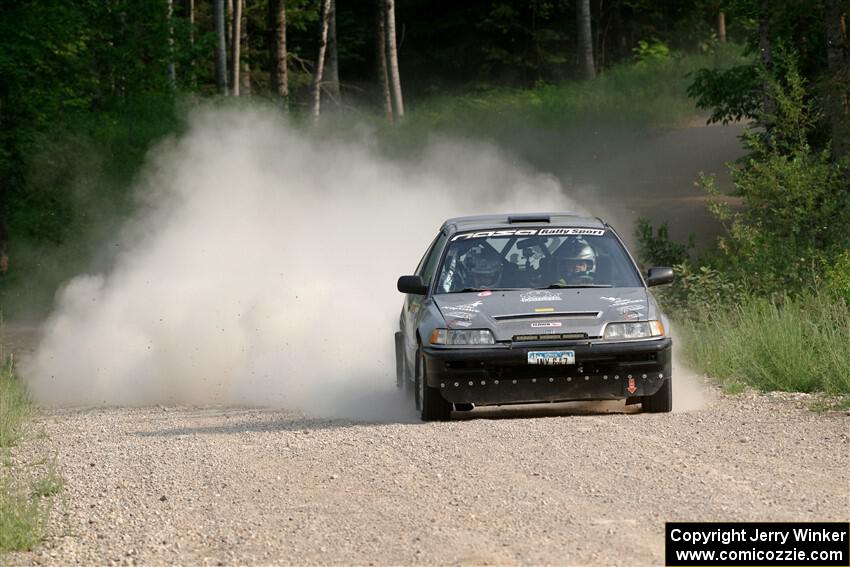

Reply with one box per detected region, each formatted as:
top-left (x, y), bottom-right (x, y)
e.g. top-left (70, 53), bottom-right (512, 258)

top-left (0, 0), bottom-right (848, 399)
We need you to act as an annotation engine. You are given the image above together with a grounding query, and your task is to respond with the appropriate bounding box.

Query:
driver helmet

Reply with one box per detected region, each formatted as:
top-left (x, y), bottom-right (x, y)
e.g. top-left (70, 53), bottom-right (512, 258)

top-left (466, 248), bottom-right (502, 288)
top-left (559, 239), bottom-right (596, 279)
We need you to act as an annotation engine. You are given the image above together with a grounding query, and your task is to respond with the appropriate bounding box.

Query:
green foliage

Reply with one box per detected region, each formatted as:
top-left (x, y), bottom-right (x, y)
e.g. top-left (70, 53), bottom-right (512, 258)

top-left (678, 293), bottom-right (850, 395)
top-left (634, 218), bottom-right (692, 267)
top-left (30, 465), bottom-right (64, 499)
top-left (700, 64), bottom-right (850, 296)
top-left (687, 64), bottom-right (761, 124)
top-left (654, 263), bottom-right (747, 314)
top-left (0, 344), bottom-right (61, 555)
top-left (825, 252), bottom-right (850, 304)
top-left (406, 46), bottom-right (747, 135)
top-left (632, 40), bottom-right (672, 67)
top-left (0, 476), bottom-right (47, 553)
top-left (0, 356), bottom-right (30, 449)
top-left (687, 0), bottom-right (831, 127)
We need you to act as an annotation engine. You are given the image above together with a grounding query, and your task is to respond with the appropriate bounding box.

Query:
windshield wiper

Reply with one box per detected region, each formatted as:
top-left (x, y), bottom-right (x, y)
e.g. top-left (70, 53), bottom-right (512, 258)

top-left (541, 283), bottom-right (613, 289)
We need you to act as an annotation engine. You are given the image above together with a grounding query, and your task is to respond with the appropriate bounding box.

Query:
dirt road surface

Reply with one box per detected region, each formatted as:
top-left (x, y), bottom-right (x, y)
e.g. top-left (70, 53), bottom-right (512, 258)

top-left (10, 392), bottom-right (849, 566)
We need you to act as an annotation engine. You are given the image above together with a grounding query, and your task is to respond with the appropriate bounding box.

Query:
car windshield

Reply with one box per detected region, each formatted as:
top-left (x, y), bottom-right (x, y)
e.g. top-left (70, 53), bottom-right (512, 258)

top-left (434, 228), bottom-right (642, 294)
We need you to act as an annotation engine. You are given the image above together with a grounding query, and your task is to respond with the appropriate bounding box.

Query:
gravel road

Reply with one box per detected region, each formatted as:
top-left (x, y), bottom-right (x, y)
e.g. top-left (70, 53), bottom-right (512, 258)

top-left (9, 390), bottom-right (849, 566)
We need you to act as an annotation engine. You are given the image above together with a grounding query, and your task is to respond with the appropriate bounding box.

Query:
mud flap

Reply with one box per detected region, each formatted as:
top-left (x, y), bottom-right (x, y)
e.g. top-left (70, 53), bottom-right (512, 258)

top-left (394, 332), bottom-right (405, 388)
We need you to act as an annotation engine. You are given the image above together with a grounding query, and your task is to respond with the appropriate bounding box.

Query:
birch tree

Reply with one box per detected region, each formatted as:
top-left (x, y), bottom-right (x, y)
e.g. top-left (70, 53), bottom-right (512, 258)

top-left (231, 0), bottom-right (243, 95)
top-left (376, 0), bottom-right (393, 124)
top-left (311, 0), bottom-right (333, 118)
top-left (325, 0), bottom-right (342, 107)
top-left (385, 0), bottom-right (404, 119)
top-left (268, 0), bottom-right (288, 100)
top-left (240, 0), bottom-right (251, 95)
top-left (214, 0), bottom-right (228, 94)
top-left (167, 0), bottom-right (176, 88)
top-left (577, 0), bottom-right (595, 79)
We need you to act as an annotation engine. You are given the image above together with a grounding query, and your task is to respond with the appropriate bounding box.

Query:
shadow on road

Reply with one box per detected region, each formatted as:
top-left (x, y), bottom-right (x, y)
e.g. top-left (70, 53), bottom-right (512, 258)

top-left (132, 399), bottom-right (642, 437)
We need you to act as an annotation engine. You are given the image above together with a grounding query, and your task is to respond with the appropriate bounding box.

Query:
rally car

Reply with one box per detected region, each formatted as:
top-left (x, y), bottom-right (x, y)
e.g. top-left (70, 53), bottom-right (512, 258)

top-left (395, 213), bottom-right (674, 421)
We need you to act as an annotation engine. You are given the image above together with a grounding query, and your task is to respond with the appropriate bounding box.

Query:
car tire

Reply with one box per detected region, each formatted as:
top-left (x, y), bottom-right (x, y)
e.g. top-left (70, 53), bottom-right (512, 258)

top-left (642, 378), bottom-right (672, 413)
top-left (415, 348), bottom-right (452, 421)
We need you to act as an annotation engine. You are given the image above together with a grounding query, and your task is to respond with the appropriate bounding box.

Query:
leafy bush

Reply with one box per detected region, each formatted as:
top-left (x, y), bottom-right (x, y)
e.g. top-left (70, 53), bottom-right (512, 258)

top-left (825, 252), bottom-right (850, 304)
top-left (634, 218), bottom-right (692, 267)
top-left (632, 39), bottom-right (672, 67)
top-left (653, 263), bottom-right (747, 314)
top-left (698, 61), bottom-right (850, 297)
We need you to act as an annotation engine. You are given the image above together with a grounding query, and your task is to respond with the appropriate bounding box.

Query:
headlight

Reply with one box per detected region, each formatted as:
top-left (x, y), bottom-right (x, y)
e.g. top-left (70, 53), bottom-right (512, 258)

top-left (430, 329), bottom-right (496, 345)
top-left (603, 320), bottom-right (665, 340)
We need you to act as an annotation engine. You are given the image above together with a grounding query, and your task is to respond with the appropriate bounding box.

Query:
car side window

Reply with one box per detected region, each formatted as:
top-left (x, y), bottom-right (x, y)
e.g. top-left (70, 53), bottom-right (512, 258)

top-left (418, 232), bottom-right (448, 287)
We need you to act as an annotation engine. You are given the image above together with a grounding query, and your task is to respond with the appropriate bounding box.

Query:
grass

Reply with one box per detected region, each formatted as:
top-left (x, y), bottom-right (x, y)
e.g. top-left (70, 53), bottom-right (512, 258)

top-left (677, 293), bottom-right (850, 397)
top-left (0, 477), bottom-right (49, 553)
top-left (401, 42), bottom-right (749, 137)
top-left (0, 350), bottom-right (60, 555)
top-left (0, 356), bottom-right (31, 448)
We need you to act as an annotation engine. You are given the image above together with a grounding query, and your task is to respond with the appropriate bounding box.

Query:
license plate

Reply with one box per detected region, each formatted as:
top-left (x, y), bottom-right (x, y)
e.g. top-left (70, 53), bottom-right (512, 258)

top-left (527, 350), bottom-right (575, 365)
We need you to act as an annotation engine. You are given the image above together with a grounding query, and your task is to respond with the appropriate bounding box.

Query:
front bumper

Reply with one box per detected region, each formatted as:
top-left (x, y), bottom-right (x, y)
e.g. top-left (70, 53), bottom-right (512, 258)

top-left (423, 337), bottom-right (672, 405)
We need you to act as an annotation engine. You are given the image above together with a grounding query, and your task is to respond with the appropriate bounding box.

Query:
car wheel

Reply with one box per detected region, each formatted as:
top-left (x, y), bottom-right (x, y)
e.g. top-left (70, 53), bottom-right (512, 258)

top-left (642, 378), bottom-right (672, 413)
top-left (415, 347), bottom-right (452, 421)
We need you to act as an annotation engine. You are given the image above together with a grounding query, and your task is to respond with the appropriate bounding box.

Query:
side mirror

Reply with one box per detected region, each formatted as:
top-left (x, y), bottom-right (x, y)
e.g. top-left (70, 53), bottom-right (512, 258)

top-left (397, 275), bottom-right (428, 295)
top-left (646, 267), bottom-right (674, 287)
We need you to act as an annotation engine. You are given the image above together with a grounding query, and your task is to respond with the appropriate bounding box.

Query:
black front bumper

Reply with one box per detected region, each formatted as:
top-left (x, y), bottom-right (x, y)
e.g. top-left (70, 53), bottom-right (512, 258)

top-left (423, 337), bottom-right (672, 406)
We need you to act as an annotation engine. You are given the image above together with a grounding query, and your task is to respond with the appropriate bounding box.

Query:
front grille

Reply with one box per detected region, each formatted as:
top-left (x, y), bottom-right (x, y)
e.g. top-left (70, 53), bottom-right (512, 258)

top-left (512, 332), bottom-right (588, 341)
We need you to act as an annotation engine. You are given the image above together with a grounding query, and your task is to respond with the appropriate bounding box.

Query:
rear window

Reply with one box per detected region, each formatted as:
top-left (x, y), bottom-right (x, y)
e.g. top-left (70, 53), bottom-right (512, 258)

top-left (434, 228), bottom-right (642, 294)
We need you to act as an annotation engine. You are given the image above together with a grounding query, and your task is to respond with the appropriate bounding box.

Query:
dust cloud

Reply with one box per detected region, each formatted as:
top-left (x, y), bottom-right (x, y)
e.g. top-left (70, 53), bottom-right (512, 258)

top-left (670, 323), bottom-right (715, 412)
top-left (21, 105), bottom-right (572, 419)
top-left (21, 105), bottom-right (710, 419)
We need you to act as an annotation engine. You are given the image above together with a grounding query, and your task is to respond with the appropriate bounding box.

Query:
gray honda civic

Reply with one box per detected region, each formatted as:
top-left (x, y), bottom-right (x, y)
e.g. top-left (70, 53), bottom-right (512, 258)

top-left (395, 212), bottom-right (675, 421)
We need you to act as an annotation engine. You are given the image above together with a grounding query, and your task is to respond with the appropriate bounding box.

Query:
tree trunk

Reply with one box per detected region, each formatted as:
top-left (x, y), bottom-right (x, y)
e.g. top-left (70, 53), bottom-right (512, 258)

top-left (825, 0), bottom-right (849, 161)
top-left (385, 0), bottom-right (405, 119)
top-left (269, 0), bottom-right (288, 99)
top-left (188, 0), bottom-right (195, 82)
top-left (376, 0), bottom-right (393, 124)
top-left (231, 0), bottom-right (242, 96)
top-left (0, 203), bottom-right (7, 275)
top-left (226, 0), bottom-right (234, 54)
top-left (312, 0), bottom-right (333, 118)
top-left (577, 0), bottom-right (596, 79)
top-left (241, 0), bottom-right (251, 95)
top-left (188, 0), bottom-right (195, 46)
top-left (325, 0), bottom-right (342, 108)
top-left (718, 11), bottom-right (726, 43)
top-left (214, 0), bottom-right (228, 94)
top-left (167, 0), bottom-right (176, 88)
top-left (758, 0), bottom-right (776, 131)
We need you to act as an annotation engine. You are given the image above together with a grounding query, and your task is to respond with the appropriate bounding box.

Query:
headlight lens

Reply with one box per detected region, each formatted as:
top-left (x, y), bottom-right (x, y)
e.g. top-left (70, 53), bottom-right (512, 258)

top-left (603, 320), bottom-right (665, 340)
top-left (430, 329), bottom-right (496, 345)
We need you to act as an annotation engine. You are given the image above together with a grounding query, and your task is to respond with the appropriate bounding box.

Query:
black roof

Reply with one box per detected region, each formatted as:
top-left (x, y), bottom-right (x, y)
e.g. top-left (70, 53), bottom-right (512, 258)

top-left (440, 212), bottom-right (607, 234)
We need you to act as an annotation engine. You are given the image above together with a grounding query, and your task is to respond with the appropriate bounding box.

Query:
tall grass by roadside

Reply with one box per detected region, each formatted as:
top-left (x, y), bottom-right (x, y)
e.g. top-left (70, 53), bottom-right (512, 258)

top-left (0, 353), bottom-right (56, 554)
top-left (404, 43), bottom-right (749, 135)
top-left (677, 293), bottom-right (850, 395)
top-left (1, 355), bottom-right (31, 448)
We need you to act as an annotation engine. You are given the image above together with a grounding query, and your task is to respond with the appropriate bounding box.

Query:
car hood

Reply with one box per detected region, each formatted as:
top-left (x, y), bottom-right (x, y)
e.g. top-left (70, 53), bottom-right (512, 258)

top-left (433, 287), bottom-right (651, 342)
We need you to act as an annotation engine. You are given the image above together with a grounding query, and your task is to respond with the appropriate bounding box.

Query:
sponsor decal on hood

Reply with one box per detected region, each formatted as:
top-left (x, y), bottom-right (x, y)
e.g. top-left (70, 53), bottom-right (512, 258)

top-left (520, 290), bottom-right (562, 303)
